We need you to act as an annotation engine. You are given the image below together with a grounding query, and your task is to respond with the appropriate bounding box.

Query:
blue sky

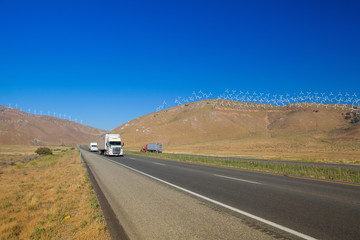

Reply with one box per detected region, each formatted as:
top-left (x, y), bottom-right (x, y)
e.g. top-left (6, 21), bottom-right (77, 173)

top-left (1, 0), bottom-right (359, 130)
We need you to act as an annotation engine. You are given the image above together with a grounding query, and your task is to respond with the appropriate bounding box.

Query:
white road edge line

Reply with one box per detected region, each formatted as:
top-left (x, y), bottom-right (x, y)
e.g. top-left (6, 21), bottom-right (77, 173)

top-left (106, 158), bottom-right (317, 240)
top-left (214, 174), bottom-right (262, 185)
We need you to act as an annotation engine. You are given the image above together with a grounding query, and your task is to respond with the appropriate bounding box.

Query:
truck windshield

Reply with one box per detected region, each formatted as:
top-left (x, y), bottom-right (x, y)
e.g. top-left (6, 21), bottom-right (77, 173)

top-left (91, 145), bottom-right (97, 147)
top-left (110, 141), bottom-right (121, 146)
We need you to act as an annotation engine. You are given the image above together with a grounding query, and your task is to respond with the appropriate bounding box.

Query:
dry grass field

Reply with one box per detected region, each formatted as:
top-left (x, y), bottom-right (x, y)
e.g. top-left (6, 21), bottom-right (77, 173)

top-left (165, 137), bottom-right (360, 164)
top-left (0, 146), bottom-right (109, 239)
top-left (0, 145), bottom-right (68, 156)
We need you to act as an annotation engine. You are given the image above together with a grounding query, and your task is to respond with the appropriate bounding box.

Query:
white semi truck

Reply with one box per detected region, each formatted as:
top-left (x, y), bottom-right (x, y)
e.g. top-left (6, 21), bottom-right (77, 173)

top-left (98, 134), bottom-right (124, 156)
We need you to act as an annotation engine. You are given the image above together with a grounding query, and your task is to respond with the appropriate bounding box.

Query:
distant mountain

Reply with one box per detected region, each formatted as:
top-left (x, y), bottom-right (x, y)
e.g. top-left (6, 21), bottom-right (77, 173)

top-left (0, 105), bottom-right (106, 145)
top-left (112, 100), bottom-right (360, 158)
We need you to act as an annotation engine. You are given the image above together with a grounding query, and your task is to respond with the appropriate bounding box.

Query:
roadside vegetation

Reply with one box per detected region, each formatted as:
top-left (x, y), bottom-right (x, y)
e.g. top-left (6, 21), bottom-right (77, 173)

top-left (0, 145), bottom-right (109, 239)
top-left (127, 151), bottom-right (360, 184)
top-left (35, 147), bottom-right (53, 156)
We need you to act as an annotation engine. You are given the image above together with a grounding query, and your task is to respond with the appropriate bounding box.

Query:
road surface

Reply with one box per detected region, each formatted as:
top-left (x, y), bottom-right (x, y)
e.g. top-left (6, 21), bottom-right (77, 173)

top-left (81, 149), bottom-right (360, 240)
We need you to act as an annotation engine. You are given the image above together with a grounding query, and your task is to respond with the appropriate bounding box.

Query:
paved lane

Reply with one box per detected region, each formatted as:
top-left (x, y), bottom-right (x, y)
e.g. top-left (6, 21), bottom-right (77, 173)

top-left (104, 153), bottom-right (360, 240)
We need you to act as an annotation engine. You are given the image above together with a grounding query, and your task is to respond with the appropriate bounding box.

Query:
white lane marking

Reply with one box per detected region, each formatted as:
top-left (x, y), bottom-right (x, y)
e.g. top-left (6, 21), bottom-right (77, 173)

top-left (106, 158), bottom-right (317, 240)
top-left (128, 157), bottom-right (137, 160)
top-left (214, 174), bottom-right (262, 185)
top-left (152, 162), bottom-right (166, 166)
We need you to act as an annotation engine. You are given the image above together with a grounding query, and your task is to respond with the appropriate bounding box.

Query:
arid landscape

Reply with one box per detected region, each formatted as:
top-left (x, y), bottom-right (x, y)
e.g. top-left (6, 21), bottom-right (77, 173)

top-left (114, 100), bottom-right (360, 164)
top-left (2, 1), bottom-right (360, 239)
top-left (1, 100), bottom-right (359, 164)
top-left (0, 105), bottom-right (105, 146)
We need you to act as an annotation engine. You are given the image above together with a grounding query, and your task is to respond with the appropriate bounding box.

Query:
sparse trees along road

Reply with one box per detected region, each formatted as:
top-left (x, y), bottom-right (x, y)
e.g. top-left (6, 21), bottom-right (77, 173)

top-left (81, 149), bottom-right (360, 240)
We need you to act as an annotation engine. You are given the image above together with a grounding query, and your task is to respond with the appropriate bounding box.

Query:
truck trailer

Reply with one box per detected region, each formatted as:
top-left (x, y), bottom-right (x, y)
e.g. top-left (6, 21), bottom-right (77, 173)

top-left (145, 143), bottom-right (162, 153)
top-left (98, 134), bottom-right (124, 156)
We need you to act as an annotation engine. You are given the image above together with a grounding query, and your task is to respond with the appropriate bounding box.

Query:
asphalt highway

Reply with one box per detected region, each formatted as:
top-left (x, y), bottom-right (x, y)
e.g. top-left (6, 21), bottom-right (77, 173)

top-left (81, 149), bottom-right (278, 239)
top-left (85, 150), bottom-right (360, 240)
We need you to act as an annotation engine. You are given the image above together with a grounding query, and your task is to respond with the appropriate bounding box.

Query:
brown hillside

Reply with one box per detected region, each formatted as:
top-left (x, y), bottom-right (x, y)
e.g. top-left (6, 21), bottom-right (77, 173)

top-left (113, 100), bottom-right (360, 163)
top-left (0, 105), bottom-right (105, 145)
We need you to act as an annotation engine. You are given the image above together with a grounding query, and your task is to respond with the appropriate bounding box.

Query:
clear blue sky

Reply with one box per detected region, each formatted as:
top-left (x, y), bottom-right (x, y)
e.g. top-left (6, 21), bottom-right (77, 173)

top-left (1, 0), bottom-right (359, 130)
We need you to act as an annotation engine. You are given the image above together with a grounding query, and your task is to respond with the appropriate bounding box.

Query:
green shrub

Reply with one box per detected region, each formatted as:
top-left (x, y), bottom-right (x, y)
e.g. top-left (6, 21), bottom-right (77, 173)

top-left (35, 147), bottom-right (53, 155)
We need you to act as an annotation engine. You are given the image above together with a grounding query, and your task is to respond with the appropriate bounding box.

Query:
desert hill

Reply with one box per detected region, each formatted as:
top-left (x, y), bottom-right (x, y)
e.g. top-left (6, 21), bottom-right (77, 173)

top-left (0, 105), bottom-right (105, 145)
top-left (113, 100), bottom-right (360, 163)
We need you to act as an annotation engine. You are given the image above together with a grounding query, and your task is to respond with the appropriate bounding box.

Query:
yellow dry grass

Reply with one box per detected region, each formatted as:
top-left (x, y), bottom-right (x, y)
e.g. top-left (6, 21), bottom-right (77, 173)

top-left (0, 145), bottom-right (69, 156)
top-left (0, 148), bottom-right (110, 240)
top-left (164, 138), bottom-right (360, 164)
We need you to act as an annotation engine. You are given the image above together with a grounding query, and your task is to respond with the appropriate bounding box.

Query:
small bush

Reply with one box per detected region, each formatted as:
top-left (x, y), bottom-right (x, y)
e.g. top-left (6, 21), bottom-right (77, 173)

top-left (35, 147), bottom-right (53, 156)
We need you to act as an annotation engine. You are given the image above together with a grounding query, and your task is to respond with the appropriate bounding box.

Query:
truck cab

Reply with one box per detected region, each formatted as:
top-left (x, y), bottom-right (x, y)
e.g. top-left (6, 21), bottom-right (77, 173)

top-left (98, 134), bottom-right (124, 156)
top-left (107, 139), bottom-right (123, 156)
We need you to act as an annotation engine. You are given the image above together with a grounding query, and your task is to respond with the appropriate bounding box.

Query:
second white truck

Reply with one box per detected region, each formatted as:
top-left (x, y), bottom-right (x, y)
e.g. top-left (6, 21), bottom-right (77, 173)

top-left (98, 134), bottom-right (124, 156)
top-left (89, 142), bottom-right (98, 152)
